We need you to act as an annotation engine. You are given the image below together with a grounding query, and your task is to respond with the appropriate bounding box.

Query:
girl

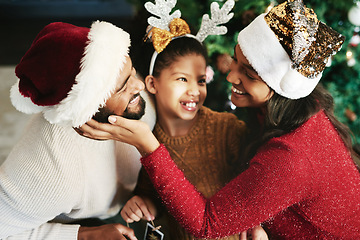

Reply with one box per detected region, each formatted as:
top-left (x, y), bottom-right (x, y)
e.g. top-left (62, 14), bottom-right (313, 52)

top-left (120, 31), bottom-right (266, 239)
top-left (79, 0), bottom-right (360, 238)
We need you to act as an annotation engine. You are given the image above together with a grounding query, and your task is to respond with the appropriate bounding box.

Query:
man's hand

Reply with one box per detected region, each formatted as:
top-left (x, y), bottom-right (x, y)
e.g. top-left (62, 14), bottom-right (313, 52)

top-left (78, 224), bottom-right (137, 240)
top-left (121, 195), bottom-right (156, 223)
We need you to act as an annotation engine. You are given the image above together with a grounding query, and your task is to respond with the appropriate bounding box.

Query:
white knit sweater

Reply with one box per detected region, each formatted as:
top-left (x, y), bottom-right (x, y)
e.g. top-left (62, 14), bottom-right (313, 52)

top-left (0, 90), bottom-right (156, 239)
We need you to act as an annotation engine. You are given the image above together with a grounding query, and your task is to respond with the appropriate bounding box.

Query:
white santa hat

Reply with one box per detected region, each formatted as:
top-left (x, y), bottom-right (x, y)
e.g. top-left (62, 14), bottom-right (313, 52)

top-left (237, 0), bottom-right (345, 99)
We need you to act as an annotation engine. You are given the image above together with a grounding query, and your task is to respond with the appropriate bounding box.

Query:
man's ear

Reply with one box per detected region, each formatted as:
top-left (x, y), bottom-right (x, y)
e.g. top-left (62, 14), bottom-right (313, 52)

top-left (145, 75), bottom-right (157, 94)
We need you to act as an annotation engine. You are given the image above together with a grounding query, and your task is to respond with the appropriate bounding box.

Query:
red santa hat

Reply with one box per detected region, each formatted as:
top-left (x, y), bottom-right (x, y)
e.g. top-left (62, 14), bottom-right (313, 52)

top-left (237, 0), bottom-right (344, 99)
top-left (10, 21), bottom-right (130, 127)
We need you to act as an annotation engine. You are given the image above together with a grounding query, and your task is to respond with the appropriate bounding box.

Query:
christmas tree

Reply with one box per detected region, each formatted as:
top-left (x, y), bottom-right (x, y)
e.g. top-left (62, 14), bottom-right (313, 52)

top-left (127, 0), bottom-right (360, 144)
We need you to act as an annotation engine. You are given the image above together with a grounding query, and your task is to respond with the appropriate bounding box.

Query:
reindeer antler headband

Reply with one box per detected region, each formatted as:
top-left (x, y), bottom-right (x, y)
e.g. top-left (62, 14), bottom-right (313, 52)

top-left (145, 0), bottom-right (235, 75)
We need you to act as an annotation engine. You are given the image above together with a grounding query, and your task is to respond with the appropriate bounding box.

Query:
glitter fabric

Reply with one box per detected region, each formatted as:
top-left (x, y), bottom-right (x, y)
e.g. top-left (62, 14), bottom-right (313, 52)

top-left (264, 0), bottom-right (345, 78)
top-left (135, 107), bottom-right (247, 240)
top-left (148, 18), bottom-right (191, 53)
top-left (141, 111), bottom-right (360, 239)
top-left (145, 0), bottom-right (181, 31)
top-left (144, 0), bottom-right (234, 52)
top-left (144, 0), bottom-right (234, 75)
top-left (195, 0), bottom-right (234, 42)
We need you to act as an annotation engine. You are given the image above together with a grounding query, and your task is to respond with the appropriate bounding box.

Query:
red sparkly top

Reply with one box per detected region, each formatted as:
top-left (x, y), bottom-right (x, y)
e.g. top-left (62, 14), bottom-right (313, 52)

top-left (141, 110), bottom-right (360, 239)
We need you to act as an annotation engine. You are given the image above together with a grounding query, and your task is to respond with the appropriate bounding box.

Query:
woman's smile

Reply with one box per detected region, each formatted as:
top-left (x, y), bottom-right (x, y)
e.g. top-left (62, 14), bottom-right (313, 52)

top-left (231, 86), bottom-right (247, 95)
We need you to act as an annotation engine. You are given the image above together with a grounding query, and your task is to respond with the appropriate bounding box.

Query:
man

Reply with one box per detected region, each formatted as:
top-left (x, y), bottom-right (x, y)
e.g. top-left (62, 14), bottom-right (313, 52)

top-left (0, 21), bottom-right (155, 239)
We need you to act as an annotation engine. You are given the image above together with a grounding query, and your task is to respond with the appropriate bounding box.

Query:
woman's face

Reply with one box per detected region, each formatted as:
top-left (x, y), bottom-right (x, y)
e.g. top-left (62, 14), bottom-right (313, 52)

top-left (227, 45), bottom-right (273, 108)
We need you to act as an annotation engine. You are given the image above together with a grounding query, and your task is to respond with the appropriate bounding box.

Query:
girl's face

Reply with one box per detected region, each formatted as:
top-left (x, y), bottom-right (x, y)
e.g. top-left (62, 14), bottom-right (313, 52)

top-left (227, 45), bottom-right (273, 108)
top-left (146, 54), bottom-right (207, 122)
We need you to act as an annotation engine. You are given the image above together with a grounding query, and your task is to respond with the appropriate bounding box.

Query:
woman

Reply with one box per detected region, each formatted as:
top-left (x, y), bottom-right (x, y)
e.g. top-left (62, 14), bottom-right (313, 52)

top-left (79, 0), bottom-right (360, 239)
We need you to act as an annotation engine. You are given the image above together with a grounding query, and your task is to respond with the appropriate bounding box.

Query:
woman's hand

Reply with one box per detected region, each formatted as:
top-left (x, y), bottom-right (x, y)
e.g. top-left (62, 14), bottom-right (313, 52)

top-left (76, 116), bottom-right (160, 156)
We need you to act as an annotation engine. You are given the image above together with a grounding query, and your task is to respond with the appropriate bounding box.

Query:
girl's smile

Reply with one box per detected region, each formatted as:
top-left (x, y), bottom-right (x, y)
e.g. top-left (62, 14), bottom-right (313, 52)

top-left (180, 100), bottom-right (198, 111)
top-left (145, 53), bottom-right (207, 136)
top-left (146, 54), bottom-right (206, 120)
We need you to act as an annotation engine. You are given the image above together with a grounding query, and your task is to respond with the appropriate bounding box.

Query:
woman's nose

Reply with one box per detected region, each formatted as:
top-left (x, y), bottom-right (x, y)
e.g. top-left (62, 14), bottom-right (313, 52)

top-left (227, 60), bottom-right (241, 85)
top-left (227, 70), bottom-right (241, 85)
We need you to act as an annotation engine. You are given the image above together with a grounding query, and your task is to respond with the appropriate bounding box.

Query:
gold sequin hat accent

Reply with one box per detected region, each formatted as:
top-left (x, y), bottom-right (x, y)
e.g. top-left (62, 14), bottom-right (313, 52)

top-left (237, 0), bottom-right (345, 99)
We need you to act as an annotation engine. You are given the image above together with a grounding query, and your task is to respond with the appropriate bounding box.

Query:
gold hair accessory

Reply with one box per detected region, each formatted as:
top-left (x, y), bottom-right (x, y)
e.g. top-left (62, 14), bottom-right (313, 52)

top-left (149, 18), bottom-right (190, 53)
top-left (145, 0), bottom-right (234, 75)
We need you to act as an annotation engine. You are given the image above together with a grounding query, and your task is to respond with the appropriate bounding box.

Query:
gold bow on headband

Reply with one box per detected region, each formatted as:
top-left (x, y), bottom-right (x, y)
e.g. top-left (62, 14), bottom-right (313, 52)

top-left (149, 18), bottom-right (191, 53)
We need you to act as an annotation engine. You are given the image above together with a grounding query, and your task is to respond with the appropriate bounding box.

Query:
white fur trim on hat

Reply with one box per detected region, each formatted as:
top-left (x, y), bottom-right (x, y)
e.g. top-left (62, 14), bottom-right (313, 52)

top-left (237, 14), bottom-right (321, 99)
top-left (43, 21), bottom-right (131, 127)
top-left (10, 81), bottom-right (46, 114)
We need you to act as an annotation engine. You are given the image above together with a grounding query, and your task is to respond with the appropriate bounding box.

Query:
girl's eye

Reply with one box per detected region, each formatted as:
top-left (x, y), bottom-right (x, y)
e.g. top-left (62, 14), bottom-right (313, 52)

top-left (178, 77), bottom-right (187, 82)
top-left (199, 79), bottom-right (206, 84)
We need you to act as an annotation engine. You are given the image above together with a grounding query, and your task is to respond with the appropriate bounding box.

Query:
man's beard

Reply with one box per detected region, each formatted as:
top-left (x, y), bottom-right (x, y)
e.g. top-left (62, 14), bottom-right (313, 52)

top-left (93, 94), bottom-right (146, 123)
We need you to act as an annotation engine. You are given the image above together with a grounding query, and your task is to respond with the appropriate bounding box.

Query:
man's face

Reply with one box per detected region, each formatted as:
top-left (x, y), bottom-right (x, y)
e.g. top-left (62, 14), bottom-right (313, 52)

top-left (93, 57), bottom-right (146, 123)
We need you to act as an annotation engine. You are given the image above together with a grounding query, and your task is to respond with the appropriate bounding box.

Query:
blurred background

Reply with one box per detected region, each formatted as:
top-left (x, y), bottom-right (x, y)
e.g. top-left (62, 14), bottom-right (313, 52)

top-left (0, 0), bottom-right (359, 237)
top-left (0, 0), bottom-right (359, 170)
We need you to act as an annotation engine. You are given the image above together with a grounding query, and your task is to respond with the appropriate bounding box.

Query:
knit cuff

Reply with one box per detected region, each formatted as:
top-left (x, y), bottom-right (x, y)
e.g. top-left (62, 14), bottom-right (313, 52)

top-left (56, 224), bottom-right (80, 240)
top-left (140, 144), bottom-right (168, 166)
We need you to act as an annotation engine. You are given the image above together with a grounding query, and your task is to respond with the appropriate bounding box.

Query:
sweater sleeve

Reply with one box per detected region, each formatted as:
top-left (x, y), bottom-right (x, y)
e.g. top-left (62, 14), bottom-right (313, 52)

top-left (0, 116), bottom-right (84, 239)
top-left (0, 146), bottom-right (83, 239)
top-left (140, 141), bottom-right (314, 238)
top-left (2, 223), bottom-right (80, 240)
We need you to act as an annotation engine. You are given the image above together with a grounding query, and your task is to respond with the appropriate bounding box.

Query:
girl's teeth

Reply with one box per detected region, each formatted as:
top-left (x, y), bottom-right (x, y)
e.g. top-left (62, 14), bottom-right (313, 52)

top-left (184, 102), bottom-right (196, 108)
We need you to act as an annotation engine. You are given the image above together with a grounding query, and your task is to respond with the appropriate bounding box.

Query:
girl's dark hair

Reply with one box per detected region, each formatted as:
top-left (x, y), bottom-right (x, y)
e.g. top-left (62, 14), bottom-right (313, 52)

top-left (245, 84), bottom-right (360, 167)
top-left (134, 36), bottom-right (208, 79)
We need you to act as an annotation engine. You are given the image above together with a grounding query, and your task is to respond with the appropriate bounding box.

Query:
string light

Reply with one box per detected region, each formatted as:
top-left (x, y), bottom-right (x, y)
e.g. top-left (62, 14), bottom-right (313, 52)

top-left (348, 1), bottom-right (360, 26)
top-left (346, 2), bottom-right (359, 67)
top-left (346, 50), bottom-right (356, 67)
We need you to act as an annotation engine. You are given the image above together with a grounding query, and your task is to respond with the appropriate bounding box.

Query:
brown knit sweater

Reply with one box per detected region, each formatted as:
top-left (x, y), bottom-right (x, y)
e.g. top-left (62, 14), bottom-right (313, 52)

top-left (135, 107), bottom-right (247, 240)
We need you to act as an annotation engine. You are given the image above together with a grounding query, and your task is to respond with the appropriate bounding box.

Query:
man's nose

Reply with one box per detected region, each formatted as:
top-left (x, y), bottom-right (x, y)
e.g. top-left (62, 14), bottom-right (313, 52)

top-left (127, 76), bottom-right (145, 94)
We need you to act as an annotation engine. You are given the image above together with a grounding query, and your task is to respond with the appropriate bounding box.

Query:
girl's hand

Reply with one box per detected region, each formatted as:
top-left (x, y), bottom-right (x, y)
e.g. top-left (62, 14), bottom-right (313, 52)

top-left (76, 116), bottom-right (160, 156)
top-left (121, 196), bottom-right (156, 223)
top-left (240, 225), bottom-right (268, 240)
